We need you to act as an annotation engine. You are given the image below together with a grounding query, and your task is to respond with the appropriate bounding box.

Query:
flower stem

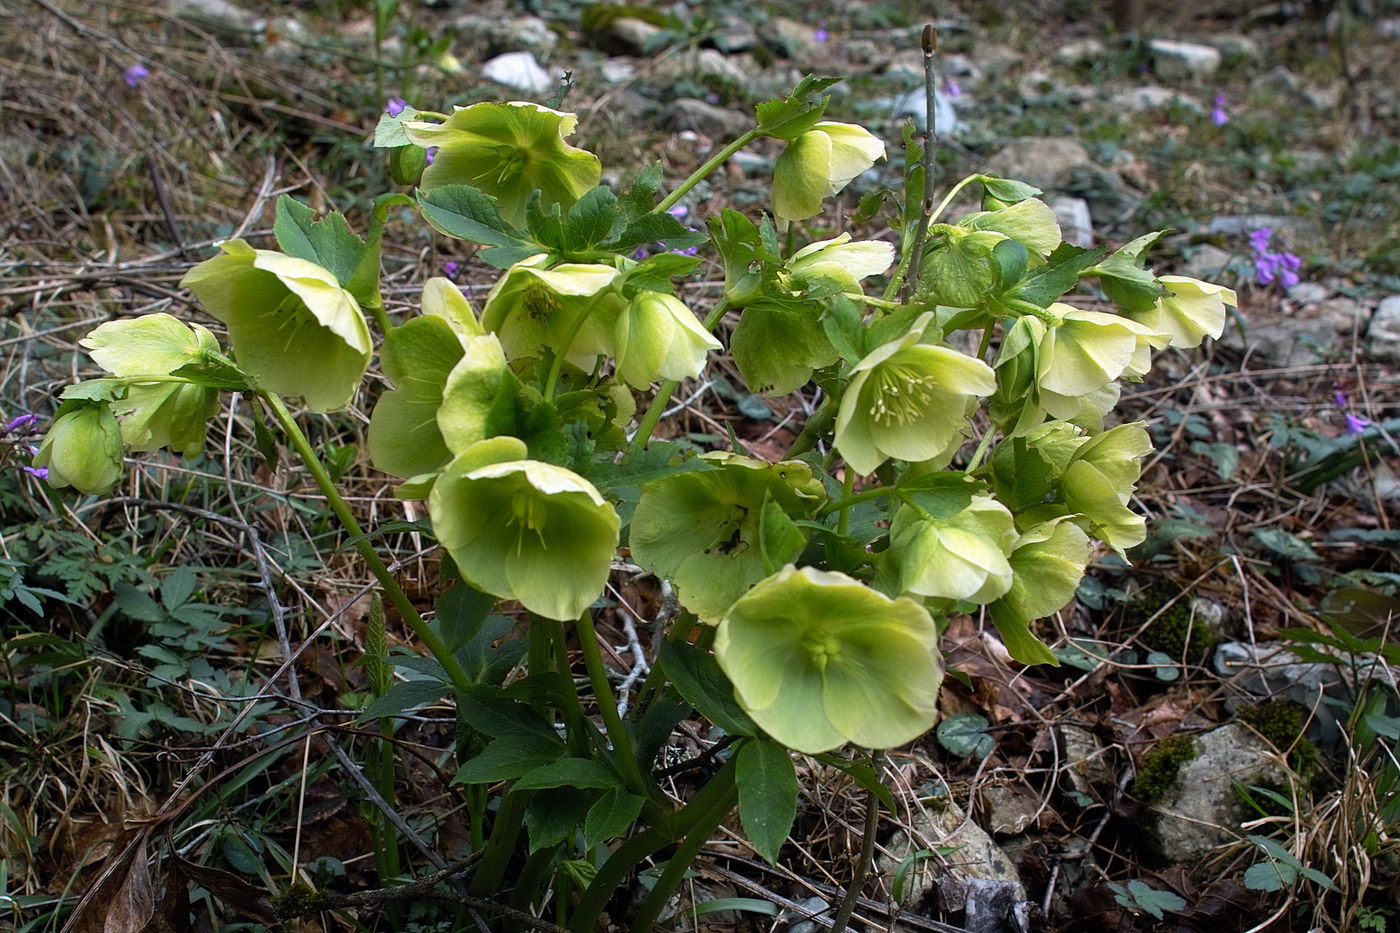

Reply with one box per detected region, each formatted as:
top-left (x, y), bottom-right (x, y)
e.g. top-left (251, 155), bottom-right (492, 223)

top-left (816, 484), bottom-right (899, 518)
top-left (259, 392), bottom-right (471, 691)
top-left (827, 764), bottom-right (883, 933)
top-left (627, 779), bottom-right (740, 931)
top-left (576, 610), bottom-right (651, 798)
top-left (904, 24), bottom-right (940, 301)
top-left (881, 173), bottom-right (978, 302)
top-left (965, 421), bottom-right (999, 472)
top-left (655, 130), bottom-right (761, 215)
top-left (629, 300), bottom-right (728, 453)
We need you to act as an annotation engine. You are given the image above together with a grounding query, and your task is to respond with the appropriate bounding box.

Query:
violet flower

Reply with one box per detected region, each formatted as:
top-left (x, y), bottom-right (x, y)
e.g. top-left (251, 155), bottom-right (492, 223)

top-left (21, 466), bottom-right (48, 480)
top-left (124, 64), bottom-right (150, 88)
top-left (1345, 412), bottom-right (1374, 434)
top-left (385, 97), bottom-right (407, 116)
top-left (3, 414), bottom-right (38, 434)
top-left (443, 260), bottom-right (460, 280)
top-left (1248, 228), bottom-right (1302, 289)
top-left (814, 22), bottom-right (830, 43)
top-left (1210, 93), bottom-right (1229, 126)
top-left (944, 80), bottom-right (962, 98)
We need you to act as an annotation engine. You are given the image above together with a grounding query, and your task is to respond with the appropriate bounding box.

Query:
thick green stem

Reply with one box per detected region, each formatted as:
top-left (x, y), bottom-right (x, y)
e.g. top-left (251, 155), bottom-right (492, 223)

top-left (783, 395), bottom-right (834, 460)
top-left (816, 485), bottom-right (899, 519)
top-left (470, 788), bottom-right (529, 898)
top-left (655, 131), bottom-right (761, 215)
top-left (627, 781), bottom-right (740, 932)
top-left (629, 300), bottom-right (729, 453)
top-left (576, 611), bottom-right (651, 797)
top-left (260, 392), bottom-right (471, 691)
top-left (965, 423), bottom-right (999, 473)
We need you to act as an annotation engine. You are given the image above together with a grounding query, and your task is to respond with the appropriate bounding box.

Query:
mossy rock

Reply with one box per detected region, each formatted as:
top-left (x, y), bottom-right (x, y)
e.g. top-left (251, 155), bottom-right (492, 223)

top-left (1132, 734), bottom-right (1196, 804)
top-left (1127, 583), bottom-right (1219, 660)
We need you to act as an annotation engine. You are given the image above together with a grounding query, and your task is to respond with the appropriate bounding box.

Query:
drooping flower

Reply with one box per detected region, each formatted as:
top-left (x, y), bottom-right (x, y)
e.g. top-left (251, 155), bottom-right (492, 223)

top-left (835, 312), bottom-right (996, 475)
top-left (180, 241), bottom-right (370, 412)
top-left (31, 401), bottom-right (124, 494)
top-left (629, 453), bottom-right (826, 621)
top-left (772, 121), bottom-right (886, 230)
top-left (1122, 275), bottom-right (1237, 349)
top-left (429, 436), bottom-right (620, 621)
top-left (1059, 422), bottom-right (1154, 556)
top-left (1035, 305), bottom-right (1169, 419)
top-left (714, 565), bottom-right (943, 754)
top-left (123, 64), bottom-right (150, 88)
top-left (479, 254), bottom-right (622, 367)
top-left (404, 102), bottom-right (602, 227)
top-left (612, 292), bottom-right (721, 388)
top-left (80, 313), bottom-right (224, 455)
top-left (784, 233), bottom-right (895, 292)
top-left (987, 517), bottom-right (1092, 665)
top-left (888, 496), bottom-right (1018, 605)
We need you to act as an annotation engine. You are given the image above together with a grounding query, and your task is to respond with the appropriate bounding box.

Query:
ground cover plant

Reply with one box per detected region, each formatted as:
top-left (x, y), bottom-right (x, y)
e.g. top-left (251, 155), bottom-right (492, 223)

top-left (3, 1), bottom-right (1399, 932)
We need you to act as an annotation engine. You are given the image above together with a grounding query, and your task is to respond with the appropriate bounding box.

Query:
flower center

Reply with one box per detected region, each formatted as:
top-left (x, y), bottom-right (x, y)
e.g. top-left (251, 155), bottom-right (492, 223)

top-left (802, 628), bottom-right (842, 671)
top-left (868, 362), bottom-right (937, 426)
top-left (510, 489), bottom-right (548, 554)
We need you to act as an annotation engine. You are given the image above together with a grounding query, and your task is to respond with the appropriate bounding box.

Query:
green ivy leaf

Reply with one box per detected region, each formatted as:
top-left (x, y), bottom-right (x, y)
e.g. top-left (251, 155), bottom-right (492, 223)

top-left (736, 739), bottom-right (798, 864)
top-left (935, 712), bottom-right (995, 759)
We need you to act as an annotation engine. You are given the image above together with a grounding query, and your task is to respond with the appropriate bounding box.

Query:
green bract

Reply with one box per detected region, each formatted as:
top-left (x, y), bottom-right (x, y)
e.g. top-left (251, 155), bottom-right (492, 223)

top-left (180, 240), bottom-right (370, 412)
top-left (629, 453), bottom-right (826, 621)
top-left (480, 254), bottom-right (622, 367)
top-left (80, 313), bottom-right (222, 455)
top-left (1035, 304), bottom-right (1168, 419)
top-left (784, 233), bottom-right (894, 292)
top-left (32, 401), bottom-right (124, 494)
top-left (1124, 275), bottom-right (1237, 349)
top-left (889, 496), bottom-right (1017, 605)
top-left (1060, 422), bottom-right (1154, 556)
top-left (959, 197), bottom-right (1062, 258)
top-left (714, 565), bottom-right (942, 754)
top-left (771, 122), bottom-right (885, 230)
top-left (429, 437), bottom-right (619, 621)
top-left (835, 313), bottom-right (996, 475)
top-left (613, 292), bottom-right (721, 388)
top-left (404, 102), bottom-right (602, 227)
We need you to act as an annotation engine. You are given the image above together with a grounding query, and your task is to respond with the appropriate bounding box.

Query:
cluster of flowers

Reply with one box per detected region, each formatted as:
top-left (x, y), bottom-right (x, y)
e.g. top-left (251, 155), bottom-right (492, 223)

top-left (1249, 227), bottom-right (1302, 289)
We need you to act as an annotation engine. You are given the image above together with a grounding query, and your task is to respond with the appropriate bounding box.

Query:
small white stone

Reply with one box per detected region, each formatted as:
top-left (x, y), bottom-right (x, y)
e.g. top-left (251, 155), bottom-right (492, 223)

top-left (481, 51), bottom-right (555, 96)
top-left (1149, 39), bottom-right (1222, 80)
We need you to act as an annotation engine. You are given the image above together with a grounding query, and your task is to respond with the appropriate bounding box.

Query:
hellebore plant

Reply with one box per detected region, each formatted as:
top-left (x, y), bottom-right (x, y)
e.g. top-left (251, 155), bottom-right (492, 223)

top-left (34, 63), bottom-right (1240, 933)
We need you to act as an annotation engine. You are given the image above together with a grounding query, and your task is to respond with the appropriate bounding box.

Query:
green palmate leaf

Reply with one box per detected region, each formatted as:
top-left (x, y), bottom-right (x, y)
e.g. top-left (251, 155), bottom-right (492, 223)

top-left (897, 472), bottom-right (983, 520)
top-left (708, 209), bottom-right (778, 307)
top-left (367, 315), bottom-right (464, 479)
top-left (417, 186), bottom-right (540, 269)
top-left (821, 294), bottom-right (865, 364)
top-left (916, 228), bottom-right (1005, 308)
top-left (935, 712), bottom-right (995, 758)
top-left (715, 566), bottom-right (943, 754)
top-left (564, 186), bottom-right (619, 252)
top-left (600, 212), bottom-right (706, 255)
top-left (374, 106), bottom-right (423, 147)
top-left (620, 252), bottom-right (702, 295)
top-left (357, 679), bottom-right (451, 722)
top-left (730, 297), bottom-right (840, 396)
top-left (754, 75), bottom-right (841, 139)
top-left (1086, 230), bottom-right (1168, 313)
top-left (432, 584), bottom-right (495, 652)
top-left (757, 496), bottom-right (807, 576)
top-left (273, 196), bottom-right (367, 290)
top-left (455, 686), bottom-right (561, 743)
top-left (736, 739), bottom-right (799, 864)
top-left (584, 787), bottom-right (647, 849)
top-left (585, 440), bottom-right (715, 491)
top-left (1009, 243), bottom-right (1108, 308)
top-left (526, 196), bottom-right (567, 252)
top-left (453, 731), bottom-right (565, 784)
top-left (615, 162), bottom-right (664, 231)
top-left (514, 757), bottom-right (621, 791)
top-left (658, 638), bottom-right (756, 737)
top-left (1111, 880), bottom-right (1187, 920)
top-left (525, 787), bottom-right (592, 853)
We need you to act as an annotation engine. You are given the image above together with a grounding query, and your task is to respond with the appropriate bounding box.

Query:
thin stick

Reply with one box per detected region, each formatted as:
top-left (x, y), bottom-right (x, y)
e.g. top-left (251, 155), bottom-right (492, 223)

top-left (905, 24), bottom-right (940, 300)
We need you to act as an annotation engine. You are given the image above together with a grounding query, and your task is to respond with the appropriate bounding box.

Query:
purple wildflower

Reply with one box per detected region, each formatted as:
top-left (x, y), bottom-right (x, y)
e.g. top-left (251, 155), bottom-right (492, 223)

top-left (666, 204), bottom-right (689, 220)
top-left (1334, 390), bottom-right (1350, 408)
top-left (1249, 228), bottom-right (1303, 289)
top-left (633, 248), bottom-right (649, 260)
top-left (443, 261), bottom-right (460, 280)
top-left (123, 64), bottom-right (150, 88)
top-left (1345, 412), bottom-right (1374, 435)
top-left (1210, 93), bottom-right (1229, 126)
top-left (944, 80), bottom-right (962, 98)
top-left (21, 466), bottom-right (48, 480)
top-left (3, 414), bottom-right (38, 434)
top-left (425, 147), bottom-right (437, 164)
top-left (385, 97), bottom-right (407, 117)
top-left (814, 22), bottom-right (830, 43)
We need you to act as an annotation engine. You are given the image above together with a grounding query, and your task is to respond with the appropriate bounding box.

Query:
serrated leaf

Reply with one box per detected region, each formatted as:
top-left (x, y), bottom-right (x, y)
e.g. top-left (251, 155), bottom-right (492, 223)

top-left (1085, 230), bottom-right (1168, 313)
top-left (524, 787), bottom-right (591, 853)
top-left (358, 679), bottom-right (451, 722)
top-left (1008, 242), bottom-right (1108, 307)
top-left (1252, 528), bottom-right (1320, 562)
top-left (113, 584), bottom-right (165, 623)
top-left (564, 186), bottom-right (619, 252)
top-left (615, 162), bottom-right (664, 231)
top-left (736, 739), bottom-right (798, 864)
top-left (416, 186), bottom-right (540, 269)
top-left (822, 294), bottom-right (865, 364)
top-left (373, 107), bottom-right (423, 147)
top-left (584, 787), bottom-right (647, 849)
top-left (455, 685), bottom-right (561, 743)
top-left (1243, 860), bottom-right (1293, 892)
top-left (585, 440), bottom-right (718, 491)
top-left (979, 176), bottom-right (1043, 204)
top-left (454, 733), bottom-right (565, 785)
top-left (658, 638), bottom-right (756, 737)
top-left (272, 196), bottom-right (366, 288)
top-left (515, 757), bottom-right (621, 791)
top-left (601, 213), bottom-right (705, 254)
top-left (897, 472), bottom-right (982, 520)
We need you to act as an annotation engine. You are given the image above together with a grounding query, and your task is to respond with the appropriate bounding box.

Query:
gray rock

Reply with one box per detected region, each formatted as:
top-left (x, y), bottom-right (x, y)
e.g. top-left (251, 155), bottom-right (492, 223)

top-left (1208, 214), bottom-right (1311, 238)
top-left (1368, 295), bottom-right (1400, 361)
top-left (599, 58), bottom-right (635, 84)
top-left (1061, 726), bottom-right (1113, 796)
top-left (653, 49), bottom-right (750, 88)
top-left (481, 51), bottom-right (555, 96)
top-left (1251, 65), bottom-right (1302, 96)
top-left (1287, 281), bottom-right (1330, 305)
top-left (883, 48), bottom-right (930, 84)
top-left (879, 89), bottom-right (965, 135)
top-left (1205, 34), bottom-right (1263, 62)
top-left (1049, 196), bottom-right (1093, 248)
top-left (167, 0), bottom-right (262, 39)
top-left (983, 138), bottom-right (1095, 191)
top-left (1180, 244), bottom-right (1234, 281)
top-left (662, 98), bottom-right (749, 139)
top-left (605, 16), bottom-right (662, 55)
top-left (1149, 39), bottom-right (1222, 80)
top-left (973, 43), bottom-right (1024, 77)
top-left (979, 784), bottom-right (1040, 836)
top-left (709, 19), bottom-right (758, 54)
top-left (877, 799), bottom-right (1027, 925)
top-left (781, 896), bottom-right (831, 933)
top-left (1218, 306), bottom-right (1346, 367)
top-left (1150, 724), bottom-right (1290, 863)
top-left (760, 16), bottom-right (820, 57)
top-left (454, 14), bottom-right (556, 59)
top-left (1055, 38), bottom-right (1106, 67)
top-left (1109, 85), bottom-right (1204, 115)
top-left (263, 16), bottom-right (310, 62)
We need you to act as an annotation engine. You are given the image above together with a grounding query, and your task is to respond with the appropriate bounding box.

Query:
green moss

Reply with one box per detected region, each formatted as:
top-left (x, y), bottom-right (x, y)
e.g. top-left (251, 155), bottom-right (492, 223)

top-left (1132, 735), bottom-right (1196, 804)
top-left (1129, 584), bottom-right (1218, 660)
top-left (272, 882), bottom-right (333, 919)
top-left (1239, 699), bottom-right (1319, 776)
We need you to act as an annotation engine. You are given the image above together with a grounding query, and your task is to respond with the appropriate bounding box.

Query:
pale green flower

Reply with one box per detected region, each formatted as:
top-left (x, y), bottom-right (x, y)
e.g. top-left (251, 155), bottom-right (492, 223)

top-left (1060, 422), bottom-right (1154, 556)
top-left (479, 254), bottom-right (622, 366)
top-left (772, 122), bottom-right (885, 230)
top-left (889, 496), bottom-right (1017, 604)
top-left (429, 437), bottom-right (619, 621)
top-left (180, 240), bottom-right (370, 412)
top-left (32, 402), bottom-right (124, 494)
top-left (785, 233), bottom-right (894, 292)
top-left (714, 565), bottom-right (942, 754)
top-left (1035, 304), bottom-right (1168, 419)
top-left (629, 453), bottom-right (826, 621)
top-left (1123, 275), bottom-right (1237, 349)
top-left (987, 517), bottom-right (1092, 665)
top-left (404, 102), bottom-right (602, 227)
top-left (613, 292), bottom-right (721, 388)
top-left (80, 313), bottom-right (222, 455)
top-left (835, 313), bottom-right (996, 475)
